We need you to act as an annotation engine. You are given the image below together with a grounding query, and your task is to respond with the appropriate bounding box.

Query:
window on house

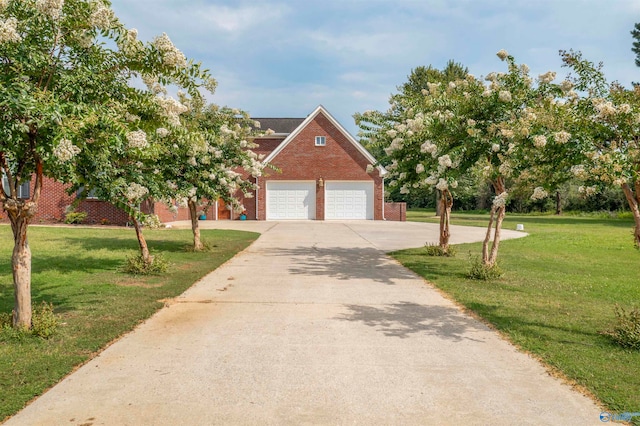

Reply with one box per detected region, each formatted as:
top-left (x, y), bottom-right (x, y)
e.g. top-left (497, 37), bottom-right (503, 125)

top-left (76, 186), bottom-right (99, 200)
top-left (315, 136), bottom-right (326, 146)
top-left (2, 174), bottom-right (30, 199)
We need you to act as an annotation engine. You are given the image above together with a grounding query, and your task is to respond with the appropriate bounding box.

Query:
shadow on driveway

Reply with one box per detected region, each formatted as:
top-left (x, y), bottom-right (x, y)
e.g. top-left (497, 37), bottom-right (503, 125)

top-left (266, 246), bottom-right (418, 285)
top-left (336, 301), bottom-right (486, 342)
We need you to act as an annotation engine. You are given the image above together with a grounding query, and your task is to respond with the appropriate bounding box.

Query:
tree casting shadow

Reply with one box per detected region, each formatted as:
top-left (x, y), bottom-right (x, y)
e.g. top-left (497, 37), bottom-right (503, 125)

top-left (267, 246), bottom-right (417, 285)
top-left (336, 301), bottom-right (487, 342)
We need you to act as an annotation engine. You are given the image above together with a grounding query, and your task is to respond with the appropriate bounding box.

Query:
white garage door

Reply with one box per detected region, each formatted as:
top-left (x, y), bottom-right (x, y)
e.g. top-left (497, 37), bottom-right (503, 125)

top-left (266, 181), bottom-right (316, 220)
top-left (325, 181), bottom-right (374, 220)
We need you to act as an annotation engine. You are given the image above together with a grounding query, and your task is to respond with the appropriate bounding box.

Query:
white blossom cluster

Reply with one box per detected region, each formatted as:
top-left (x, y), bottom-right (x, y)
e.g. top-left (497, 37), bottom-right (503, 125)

top-left (554, 131), bottom-right (571, 144)
top-left (532, 135), bottom-right (547, 148)
top-left (35, 0), bottom-right (64, 20)
top-left (578, 185), bottom-right (597, 196)
top-left (366, 164), bottom-right (374, 173)
top-left (142, 75), bottom-right (167, 96)
top-left (125, 183), bottom-right (148, 201)
top-left (143, 214), bottom-right (162, 229)
top-left (538, 71), bottom-right (557, 84)
top-left (153, 33), bottom-right (187, 68)
top-left (155, 96), bottom-right (188, 126)
top-left (117, 28), bottom-right (142, 56)
top-left (492, 191), bottom-right (508, 208)
top-left (498, 90), bottom-right (512, 102)
top-left (593, 99), bottom-right (617, 119)
top-left (88, 1), bottom-right (114, 30)
top-left (156, 127), bottom-right (170, 138)
top-left (126, 130), bottom-right (149, 149)
top-left (53, 138), bottom-right (81, 162)
top-left (0, 0), bottom-right (8, 12)
top-left (0, 17), bottom-right (21, 44)
top-left (571, 165), bottom-right (589, 180)
top-left (420, 140), bottom-right (437, 156)
top-left (530, 186), bottom-right (548, 201)
top-left (496, 49), bottom-right (509, 61)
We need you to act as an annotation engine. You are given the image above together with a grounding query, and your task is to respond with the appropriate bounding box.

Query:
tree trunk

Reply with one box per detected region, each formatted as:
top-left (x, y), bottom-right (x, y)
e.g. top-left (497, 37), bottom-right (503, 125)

top-left (132, 216), bottom-right (152, 264)
top-left (482, 177), bottom-right (506, 267)
top-left (438, 190), bottom-right (453, 252)
top-left (555, 191), bottom-right (562, 216)
top-left (188, 200), bottom-right (204, 251)
top-left (621, 182), bottom-right (640, 248)
top-left (9, 212), bottom-right (32, 329)
top-left (1, 159), bottom-right (42, 329)
top-left (435, 191), bottom-right (442, 216)
top-left (482, 207), bottom-right (495, 264)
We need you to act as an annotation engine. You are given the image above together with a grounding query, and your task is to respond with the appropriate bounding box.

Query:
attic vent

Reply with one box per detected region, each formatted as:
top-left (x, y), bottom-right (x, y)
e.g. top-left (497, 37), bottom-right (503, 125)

top-left (315, 136), bottom-right (326, 146)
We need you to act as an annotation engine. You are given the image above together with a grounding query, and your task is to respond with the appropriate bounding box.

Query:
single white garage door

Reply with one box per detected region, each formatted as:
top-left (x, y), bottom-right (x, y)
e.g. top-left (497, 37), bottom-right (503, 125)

top-left (266, 181), bottom-right (316, 220)
top-left (325, 181), bottom-right (374, 220)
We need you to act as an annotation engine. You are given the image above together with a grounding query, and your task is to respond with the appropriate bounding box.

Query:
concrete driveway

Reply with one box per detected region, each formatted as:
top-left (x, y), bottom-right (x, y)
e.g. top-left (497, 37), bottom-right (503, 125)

top-left (5, 221), bottom-right (602, 425)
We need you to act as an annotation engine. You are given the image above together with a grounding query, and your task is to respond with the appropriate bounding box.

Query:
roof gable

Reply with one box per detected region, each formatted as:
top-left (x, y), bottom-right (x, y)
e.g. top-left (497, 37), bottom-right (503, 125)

top-left (263, 105), bottom-right (386, 175)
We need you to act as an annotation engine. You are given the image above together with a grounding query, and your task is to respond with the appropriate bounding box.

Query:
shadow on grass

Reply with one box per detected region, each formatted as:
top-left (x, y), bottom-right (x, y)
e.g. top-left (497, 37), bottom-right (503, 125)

top-left (267, 246), bottom-right (416, 285)
top-left (336, 301), bottom-right (486, 342)
top-left (462, 301), bottom-right (606, 346)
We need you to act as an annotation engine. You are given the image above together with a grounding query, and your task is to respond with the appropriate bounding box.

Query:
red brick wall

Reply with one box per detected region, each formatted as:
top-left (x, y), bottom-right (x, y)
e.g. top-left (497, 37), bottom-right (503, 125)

top-left (384, 202), bottom-right (407, 222)
top-left (255, 112), bottom-right (383, 220)
top-left (2, 176), bottom-right (143, 226)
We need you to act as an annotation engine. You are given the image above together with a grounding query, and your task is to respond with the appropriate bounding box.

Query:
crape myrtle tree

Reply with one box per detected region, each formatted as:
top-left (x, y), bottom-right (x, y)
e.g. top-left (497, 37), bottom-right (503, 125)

top-left (159, 96), bottom-right (266, 251)
top-left (0, 0), bottom-right (214, 328)
top-left (452, 50), bottom-right (578, 267)
top-left (376, 50), bottom-right (576, 267)
top-left (562, 50), bottom-right (640, 247)
top-left (354, 61), bottom-right (468, 253)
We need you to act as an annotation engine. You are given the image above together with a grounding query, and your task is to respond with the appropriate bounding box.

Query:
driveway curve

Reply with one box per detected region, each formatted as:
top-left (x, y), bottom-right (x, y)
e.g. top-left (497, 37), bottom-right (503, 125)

top-left (5, 221), bottom-right (602, 425)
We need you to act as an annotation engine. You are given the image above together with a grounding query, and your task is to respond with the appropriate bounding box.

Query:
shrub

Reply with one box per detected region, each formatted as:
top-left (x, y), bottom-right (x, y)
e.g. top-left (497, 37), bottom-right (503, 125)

top-left (64, 211), bottom-right (88, 224)
top-left (31, 302), bottom-right (59, 338)
top-left (424, 243), bottom-right (457, 257)
top-left (604, 306), bottom-right (640, 350)
top-left (467, 254), bottom-right (503, 280)
top-left (0, 302), bottom-right (59, 339)
top-left (100, 218), bottom-right (111, 225)
top-left (122, 253), bottom-right (169, 275)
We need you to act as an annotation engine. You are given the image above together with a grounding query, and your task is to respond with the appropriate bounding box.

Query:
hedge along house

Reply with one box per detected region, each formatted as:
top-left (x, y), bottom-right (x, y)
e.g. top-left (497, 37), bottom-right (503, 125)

top-left (241, 105), bottom-right (387, 221)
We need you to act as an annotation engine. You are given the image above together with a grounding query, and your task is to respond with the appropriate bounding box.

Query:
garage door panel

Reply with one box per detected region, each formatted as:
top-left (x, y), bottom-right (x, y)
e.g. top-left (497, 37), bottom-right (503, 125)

top-left (325, 181), bottom-right (373, 220)
top-left (267, 182), bottom-right (316, 220)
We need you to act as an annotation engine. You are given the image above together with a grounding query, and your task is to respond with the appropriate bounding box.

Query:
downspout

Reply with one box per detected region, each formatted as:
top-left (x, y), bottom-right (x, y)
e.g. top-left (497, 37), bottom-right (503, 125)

top-left (382, 177), bottom-right (386, 220)
top-left (255, 177), bottom-right (259, 221)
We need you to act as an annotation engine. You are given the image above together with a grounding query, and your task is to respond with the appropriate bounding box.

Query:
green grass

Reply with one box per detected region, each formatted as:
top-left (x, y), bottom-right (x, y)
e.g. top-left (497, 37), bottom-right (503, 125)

top-left (0, 225), bottom-right (258, 421)
top-left (395, 210), bottom-right (640, 419)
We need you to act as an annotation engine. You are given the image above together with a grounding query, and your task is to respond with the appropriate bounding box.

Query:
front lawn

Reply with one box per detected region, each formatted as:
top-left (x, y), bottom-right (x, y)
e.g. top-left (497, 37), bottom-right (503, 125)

top-left (0, 226), bottom-right (258, 421)
top-left (394, 210), bottom-right (639, 419)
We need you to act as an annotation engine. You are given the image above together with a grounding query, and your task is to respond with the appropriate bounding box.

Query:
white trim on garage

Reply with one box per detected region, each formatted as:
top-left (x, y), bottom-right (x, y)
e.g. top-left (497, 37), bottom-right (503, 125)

top-left (325, 181), bottom-right (374, 220)
top-left (266, 181), bottom-right (316, 220)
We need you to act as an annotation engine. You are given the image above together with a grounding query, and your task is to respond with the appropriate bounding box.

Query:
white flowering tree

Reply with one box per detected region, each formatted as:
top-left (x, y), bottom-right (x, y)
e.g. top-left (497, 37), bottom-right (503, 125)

top-left (157, 100), bottom-right (265, 250)
top-left (0, 0), bottom-right (214, 328)
top-left (355, 62), bottom-right (469, 253)
top-left (448, 50), bottom-right (579, 267)
top-left (561, 50), bottom-right (640, 247)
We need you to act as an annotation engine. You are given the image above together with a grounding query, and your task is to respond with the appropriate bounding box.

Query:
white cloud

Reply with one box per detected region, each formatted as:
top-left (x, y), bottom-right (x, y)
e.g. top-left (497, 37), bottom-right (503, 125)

top-left (203, 4), bottom-right (289, 34)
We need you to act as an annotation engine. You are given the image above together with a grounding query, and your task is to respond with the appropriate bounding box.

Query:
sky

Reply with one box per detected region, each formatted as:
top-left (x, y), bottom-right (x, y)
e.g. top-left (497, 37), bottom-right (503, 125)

top-left (111, 0), bottom-right (640, 136)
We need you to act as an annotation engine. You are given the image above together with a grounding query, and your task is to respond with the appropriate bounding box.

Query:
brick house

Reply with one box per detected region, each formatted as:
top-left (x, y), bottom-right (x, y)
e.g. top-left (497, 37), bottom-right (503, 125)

top-left (2, 105), bottom-right (405, 225)
top-left (241, 105), bottom-right (388, 220)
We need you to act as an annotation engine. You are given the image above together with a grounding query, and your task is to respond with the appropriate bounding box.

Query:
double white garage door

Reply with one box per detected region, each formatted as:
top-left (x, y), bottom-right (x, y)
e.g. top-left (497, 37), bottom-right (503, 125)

top-left (266, 181), bottom-right (373, 220)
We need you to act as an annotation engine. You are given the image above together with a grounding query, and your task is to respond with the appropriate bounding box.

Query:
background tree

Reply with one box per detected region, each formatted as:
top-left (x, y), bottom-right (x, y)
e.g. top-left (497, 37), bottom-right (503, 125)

top-left (631, 22), bottom-right (640, 68)
top-left (562, 50), bottom-right (640, 247)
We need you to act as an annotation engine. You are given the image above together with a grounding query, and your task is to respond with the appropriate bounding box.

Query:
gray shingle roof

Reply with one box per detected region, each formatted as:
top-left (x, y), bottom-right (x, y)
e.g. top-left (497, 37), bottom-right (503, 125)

top-left (252, 118), bottom-right (305, 134)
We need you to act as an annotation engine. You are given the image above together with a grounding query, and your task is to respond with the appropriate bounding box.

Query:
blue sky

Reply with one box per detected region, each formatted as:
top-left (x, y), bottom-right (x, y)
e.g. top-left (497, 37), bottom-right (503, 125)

top-left (111, 0), bottom-right (640, 135)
